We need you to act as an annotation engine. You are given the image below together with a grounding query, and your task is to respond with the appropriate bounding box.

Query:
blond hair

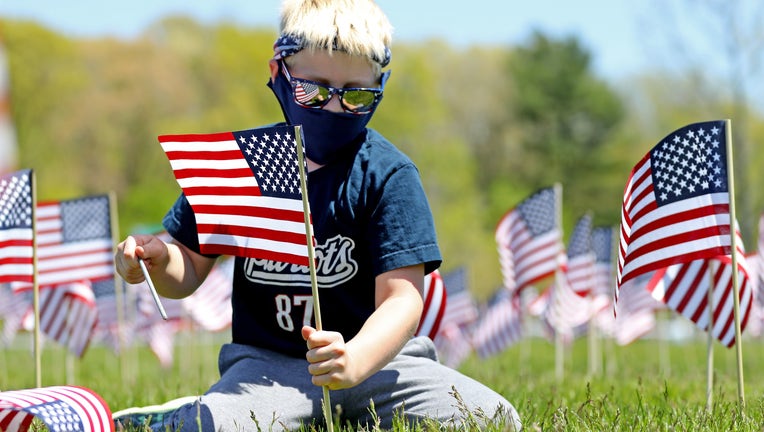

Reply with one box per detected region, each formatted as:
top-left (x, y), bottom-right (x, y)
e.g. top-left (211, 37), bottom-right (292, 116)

top-left (279, 0), bottom-right (392, 67)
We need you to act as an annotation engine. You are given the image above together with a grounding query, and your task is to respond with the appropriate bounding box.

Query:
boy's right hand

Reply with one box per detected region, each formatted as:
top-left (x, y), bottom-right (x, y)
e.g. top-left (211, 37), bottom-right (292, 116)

top-left (114, 234), bottom-right (169, 283)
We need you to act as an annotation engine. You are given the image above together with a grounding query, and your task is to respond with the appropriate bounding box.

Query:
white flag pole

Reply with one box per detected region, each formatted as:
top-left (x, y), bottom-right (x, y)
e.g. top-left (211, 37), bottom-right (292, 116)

top-left (139, 259), bottom-right (167, 320)
top-left (108, 191), bottom-right (133, 384)
top-left (294, 125), bottom-right (334, 432)
top-left (723, 118), bottom-right (745, 406)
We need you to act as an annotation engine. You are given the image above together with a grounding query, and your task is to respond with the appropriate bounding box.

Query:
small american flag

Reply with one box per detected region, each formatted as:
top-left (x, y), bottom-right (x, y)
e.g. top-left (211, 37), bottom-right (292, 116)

top-left (159, 125), bottom-right (312, 266)
top-left (0, 287), bottom-right (32, 345)
top-left (541, 276), bottom-right (601, 343)
top-left (91, 279), bottom-right (131, 354)
top-left (750, 215), bottom-right (764, 337)
top-left (472, 288), bottom-right (523, 358)
top-left (495, 187), bottom-right (563, 295)
top-left (415, 269), bottom-right (447, 340)
top-left (183, 257), bottom-right (234, 332)
top-left (0, 169), bottom-right (34, 284)
top-left (14, 194), bottom-right (114, 290)
top-left (0, 385), bottom-right (113, 432)
top-left (591, 226), bottom-right (614, 297)
top-left (564, 214), bottom-right (595, 296)
top-left (38, 281), bottom-right (98, 357)
top-left (438, 267), bottom-right (478, 329)
top-left (617, 120), bottom-right (731, 296)
top-left (432, 267), bottom-right (477, 368)
top-left (613, 273), bottom-right (663, 345)
top-left (647, 233), bottom-right (753, 348)
top-left (434, 324), bottom-right (473, 369)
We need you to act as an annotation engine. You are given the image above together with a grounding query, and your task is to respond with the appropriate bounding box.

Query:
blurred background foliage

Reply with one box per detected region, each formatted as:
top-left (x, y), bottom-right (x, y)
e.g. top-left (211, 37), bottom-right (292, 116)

top-left (2, 14), bottom-right (763, 299)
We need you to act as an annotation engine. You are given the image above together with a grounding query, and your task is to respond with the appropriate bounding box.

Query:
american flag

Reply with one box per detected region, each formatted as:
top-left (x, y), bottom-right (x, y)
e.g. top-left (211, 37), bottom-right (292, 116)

top-left (617, 120), bottom-right (732, 297)
top-left (0, 286), bottom-right (32, 345)
top-left (0, 169), bottom-right (33, 284)
top-left (495, 186), bottom-right (563, 295)
top-left (183, 257), bottom-right (234, 332)
top-left (14, 194), bottom-right (114, 290)
top-left (591, 226), bottom-right (614, 297)
top-left (647, 236), bottom-right (752, 348)
top-left (432, 267), bottom-right (477, 368)
top-left (564, 214), bottom-right (595, 296)
top-left (748, 215), bottom-right (764, 337)
top-left (138, 318), bottom-right (180, 368)
top-left (294, 81), bottom-right (321, 104)
top-left (415, 269), bottom-right (447, 340)
top-left (612, 273), bottom-right (662, 345)
top-left (91, 279), bottom-right (130, 353)
top-left (434, 323), bottom-right (473, 369)
top-left (472, 288), bottom-right (523, 358)
top-left (159, 125), bottom-right (313, 266)
top-left (0, 385), bottom-right (113, 432)
top-left (438, 267), bottom-right (478, 329)
top-left (38, 282), bottom-right (98, 357)
top-left (541, 276), bottom-right (602, 343)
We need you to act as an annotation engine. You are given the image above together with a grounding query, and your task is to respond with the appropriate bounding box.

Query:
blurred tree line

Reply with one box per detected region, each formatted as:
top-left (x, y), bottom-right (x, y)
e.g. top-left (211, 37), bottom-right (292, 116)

top-left (2, 16), bottom-right (763, 298)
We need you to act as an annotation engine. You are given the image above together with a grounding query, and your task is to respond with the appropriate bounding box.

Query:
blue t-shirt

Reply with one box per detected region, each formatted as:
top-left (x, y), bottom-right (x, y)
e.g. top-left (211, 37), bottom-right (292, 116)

top-left (163, 128), bottom-right (442, 357)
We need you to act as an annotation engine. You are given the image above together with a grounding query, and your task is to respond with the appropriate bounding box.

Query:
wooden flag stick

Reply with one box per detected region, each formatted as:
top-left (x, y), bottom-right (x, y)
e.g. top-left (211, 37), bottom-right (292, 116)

top-left (108, 191), bottom-right (131, 385)
top-left (31, 170), bottom-right (41, 388)
top-left (294, 125), bottom-right (334, 432)
top-left (723, 118), bottom-right (745, 407)
top-left (139, 259), bottom-right (168, 320)
top-left (705, 261), bottom-right (715, 411)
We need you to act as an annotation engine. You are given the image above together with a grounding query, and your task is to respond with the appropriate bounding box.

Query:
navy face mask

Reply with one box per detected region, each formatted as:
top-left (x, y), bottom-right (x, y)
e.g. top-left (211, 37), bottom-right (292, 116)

top-left (267, 61), bottom-right (387, 165)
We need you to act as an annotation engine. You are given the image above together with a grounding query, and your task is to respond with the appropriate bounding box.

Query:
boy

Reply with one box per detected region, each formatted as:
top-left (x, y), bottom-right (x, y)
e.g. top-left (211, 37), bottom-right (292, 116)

top-left (113, 0), bottom-right (521, 430)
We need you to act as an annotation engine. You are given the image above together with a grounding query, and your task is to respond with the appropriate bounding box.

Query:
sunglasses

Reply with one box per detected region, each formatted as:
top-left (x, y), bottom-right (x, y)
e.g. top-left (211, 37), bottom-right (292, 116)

top-left (282, 62), bottom-right (388, 114)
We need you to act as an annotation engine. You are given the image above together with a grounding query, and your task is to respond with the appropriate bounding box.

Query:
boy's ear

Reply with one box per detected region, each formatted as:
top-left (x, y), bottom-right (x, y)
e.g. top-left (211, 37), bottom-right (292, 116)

top-left (268, 59), bottom-right (279, 82)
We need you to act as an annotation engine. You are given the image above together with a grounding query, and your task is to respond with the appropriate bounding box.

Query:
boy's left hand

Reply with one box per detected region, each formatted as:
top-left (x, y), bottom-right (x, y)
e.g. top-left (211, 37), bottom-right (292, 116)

top-left (302, 326), bottom-right (360, 390)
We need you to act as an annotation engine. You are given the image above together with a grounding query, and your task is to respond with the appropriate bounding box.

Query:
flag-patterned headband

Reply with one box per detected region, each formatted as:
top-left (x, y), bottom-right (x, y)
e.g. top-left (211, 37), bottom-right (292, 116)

top-left (273, 34), bottom-right (391, 67)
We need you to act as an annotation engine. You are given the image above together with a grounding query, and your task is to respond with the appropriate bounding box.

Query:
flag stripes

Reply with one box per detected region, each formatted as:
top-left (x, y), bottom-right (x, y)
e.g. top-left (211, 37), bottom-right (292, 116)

top-left (415, 269), bottom-right (447, 340)
top-left (159, 126), bottom-right (312, 266)
top-left (649, 250), bottom-right (752, 347)
top-left (472, 289), bottom-right (523, 357)
top-left (0, 170), bottom-right (33, 284)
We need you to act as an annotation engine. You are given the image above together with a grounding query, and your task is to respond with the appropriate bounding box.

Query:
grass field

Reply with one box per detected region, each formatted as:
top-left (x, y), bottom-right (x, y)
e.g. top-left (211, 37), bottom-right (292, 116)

top-left (2, 331), bottom-right (764, 431)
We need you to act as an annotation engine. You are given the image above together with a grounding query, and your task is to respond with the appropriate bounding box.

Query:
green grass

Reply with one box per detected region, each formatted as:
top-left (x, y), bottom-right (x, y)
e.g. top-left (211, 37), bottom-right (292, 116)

top-left (2, 332), bottom-right (764, 431)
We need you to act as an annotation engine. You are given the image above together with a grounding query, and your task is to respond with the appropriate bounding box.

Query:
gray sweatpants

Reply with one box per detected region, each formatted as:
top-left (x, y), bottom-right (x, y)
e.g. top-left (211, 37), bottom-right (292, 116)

top-left (165, 337), bottom-right (521, 431)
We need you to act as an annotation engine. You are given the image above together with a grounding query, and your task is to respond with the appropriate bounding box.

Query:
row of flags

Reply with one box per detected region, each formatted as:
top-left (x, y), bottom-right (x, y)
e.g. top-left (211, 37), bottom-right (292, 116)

top-left (0, 170), bottom-right (237, 365)
top-left (0, 119), bottom-right (759, 428)
top-left (1, 123), bottom-right (310, 367)
top-left (474, 120), bottom-right (756, 362)
top-left (2, 121), bottom-right (762, 370)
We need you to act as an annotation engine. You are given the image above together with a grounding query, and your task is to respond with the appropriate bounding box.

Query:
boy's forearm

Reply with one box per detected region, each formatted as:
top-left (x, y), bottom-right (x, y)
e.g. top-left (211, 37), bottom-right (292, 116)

top-left (149, 242), bottom-right (211, 299)
top-left (345, 291), bottom-right (422, 384)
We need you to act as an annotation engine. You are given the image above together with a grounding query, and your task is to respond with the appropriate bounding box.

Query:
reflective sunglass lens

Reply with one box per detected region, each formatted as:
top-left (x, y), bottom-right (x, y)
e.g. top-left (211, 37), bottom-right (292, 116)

top-left (341, 90), bottom-right (377, 112)
top-left (294, 81), bottom-right (327, 107)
